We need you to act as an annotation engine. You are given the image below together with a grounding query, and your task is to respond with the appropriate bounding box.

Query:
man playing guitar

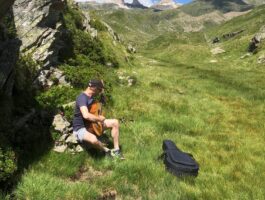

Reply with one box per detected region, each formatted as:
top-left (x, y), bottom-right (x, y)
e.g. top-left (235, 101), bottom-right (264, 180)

top-left (72, 80), bottom-right (124, 159)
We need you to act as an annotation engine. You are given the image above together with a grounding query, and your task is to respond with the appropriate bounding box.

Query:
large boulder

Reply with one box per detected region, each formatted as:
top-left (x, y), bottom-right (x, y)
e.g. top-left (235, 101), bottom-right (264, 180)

top-left (52, 113), bottom-right (84, 153)
top-left (127, 44), bottom-right (136, 54)
top-left (248, 25), bottom-right (265, 52)
top-left (52, 113), bottom-right (71, 134)
top-left (34, 67), bottom-right (70, 89)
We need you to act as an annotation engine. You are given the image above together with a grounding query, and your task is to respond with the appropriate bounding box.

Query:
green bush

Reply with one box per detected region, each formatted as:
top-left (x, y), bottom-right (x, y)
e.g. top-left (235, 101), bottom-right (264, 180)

top-left (62, 5), bottom-right (119, 67)
top-left (0, 147), bottom-right (17, 182)
top-left (73, 30), bottom-right (106, 64)
top-left (90, 18), bottom-right (107, 32)
top-left (36, 86), bottom-right (79, 109)
top-left (14, 55), bottom-right (38, 94)
top-left (61, 64), bottom-right (116, 105)
top-left (0, 95), bottom-right (16, 184)
top-left (63, 6), bottom-right (84, 30)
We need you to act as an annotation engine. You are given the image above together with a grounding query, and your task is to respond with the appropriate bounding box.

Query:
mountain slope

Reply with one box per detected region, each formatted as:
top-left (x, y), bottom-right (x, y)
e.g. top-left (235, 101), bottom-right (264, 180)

top-left (92, 3), bottom-right (252, 46)
top-left (11, 3), bottom-right (265, 199)
top-left (180, 0), bottom-right (253, 16)
top-left (243, 0), bottom-right (265, 5)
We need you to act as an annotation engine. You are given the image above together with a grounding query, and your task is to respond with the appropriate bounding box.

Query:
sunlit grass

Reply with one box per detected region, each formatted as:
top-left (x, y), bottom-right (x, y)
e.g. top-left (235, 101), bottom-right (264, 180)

top-left (11, 5), bottom-right (265, 200)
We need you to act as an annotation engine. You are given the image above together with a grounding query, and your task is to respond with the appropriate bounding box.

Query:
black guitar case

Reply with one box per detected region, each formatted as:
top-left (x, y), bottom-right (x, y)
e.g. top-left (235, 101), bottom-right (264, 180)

top-left (162, 140), bottom-right (199, 177)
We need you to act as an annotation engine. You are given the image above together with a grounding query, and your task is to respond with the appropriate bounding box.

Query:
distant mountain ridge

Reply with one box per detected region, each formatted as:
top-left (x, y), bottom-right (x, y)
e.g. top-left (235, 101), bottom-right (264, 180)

top-left (243, 0), bottom-right (265, 5)
top-left (76, 0), bottom-right (147, 8)
top-left (180, 0), bottom-right (254, 16)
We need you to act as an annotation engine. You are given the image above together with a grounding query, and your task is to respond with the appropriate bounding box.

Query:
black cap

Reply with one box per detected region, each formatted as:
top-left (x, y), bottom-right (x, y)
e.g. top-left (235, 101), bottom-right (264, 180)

top-left (88, 80), bottom-right (105, 89)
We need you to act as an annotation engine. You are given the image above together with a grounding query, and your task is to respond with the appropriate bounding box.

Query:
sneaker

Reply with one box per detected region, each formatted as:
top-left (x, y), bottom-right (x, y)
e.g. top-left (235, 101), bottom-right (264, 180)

top-left (110, 149), bottom-right (125, 160)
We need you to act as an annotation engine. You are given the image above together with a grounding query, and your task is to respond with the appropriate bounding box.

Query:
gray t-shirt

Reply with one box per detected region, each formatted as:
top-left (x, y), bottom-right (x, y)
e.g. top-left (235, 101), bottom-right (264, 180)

top-left (73, 93), bottom-right (94, 131)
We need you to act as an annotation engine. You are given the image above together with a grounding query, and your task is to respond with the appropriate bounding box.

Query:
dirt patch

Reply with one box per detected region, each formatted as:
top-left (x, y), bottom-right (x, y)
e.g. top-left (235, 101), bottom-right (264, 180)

top-left (98, 189), bottom-right (117, 200)
top-left (70, 165), bottom-right (111, 182)
top-left (224, 10), bottom-right (251, 21)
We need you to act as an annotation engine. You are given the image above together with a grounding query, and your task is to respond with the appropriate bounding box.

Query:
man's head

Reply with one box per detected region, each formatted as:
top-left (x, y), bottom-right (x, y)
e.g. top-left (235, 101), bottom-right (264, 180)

top-left (87, 79), bottom-right (105, 95)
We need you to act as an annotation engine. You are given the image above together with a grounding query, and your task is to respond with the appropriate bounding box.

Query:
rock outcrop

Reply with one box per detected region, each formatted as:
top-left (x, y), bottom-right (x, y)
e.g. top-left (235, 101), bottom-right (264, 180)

top-left (52, 114), bottom-right (83, 153)
top-left (151, 0), bottom-right (182, 11)
top-left (52, 113), bottom-right (84, 153)
top-left (13, 0), bottom-right (66, 67)
top-left (0, 0), bottom-right (69, 95)
top-left (248, 25), bottom-right (265, 52)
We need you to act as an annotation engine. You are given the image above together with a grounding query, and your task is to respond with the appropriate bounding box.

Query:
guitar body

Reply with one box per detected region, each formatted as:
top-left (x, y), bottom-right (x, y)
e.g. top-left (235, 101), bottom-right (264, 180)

top-left (86, 101), bottom-right (104, 137)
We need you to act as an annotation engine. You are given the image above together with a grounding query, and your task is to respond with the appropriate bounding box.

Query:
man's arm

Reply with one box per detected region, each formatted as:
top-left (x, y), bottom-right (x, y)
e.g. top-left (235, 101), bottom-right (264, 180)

top-left (80, 106), bottom-right (105, 122)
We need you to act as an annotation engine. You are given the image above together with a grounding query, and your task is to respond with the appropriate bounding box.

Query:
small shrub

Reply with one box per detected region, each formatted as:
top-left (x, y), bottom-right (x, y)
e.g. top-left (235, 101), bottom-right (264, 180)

top-left (64, 6), bottom-right (84, 31)
top-left (0, 147), bottom-right (17, 182)
top-left (62, 4), bottom-right (119, 67)
top-left (36, 86), bottom-right (79, 109)
top-left (90, 19), bottom-right (107, 32)
top-left (14, 54), bottom-right (39, 94)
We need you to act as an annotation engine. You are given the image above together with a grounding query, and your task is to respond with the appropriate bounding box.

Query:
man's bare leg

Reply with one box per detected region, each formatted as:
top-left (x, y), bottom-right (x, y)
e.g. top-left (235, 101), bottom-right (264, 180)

top-left (82, 130), bottom-right (109, 152)
top-left (104, 119), bottom-right (120, 150)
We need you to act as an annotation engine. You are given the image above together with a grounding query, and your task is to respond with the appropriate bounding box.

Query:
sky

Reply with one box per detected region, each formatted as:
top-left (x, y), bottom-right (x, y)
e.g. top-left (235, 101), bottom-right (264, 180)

top-left (75, 0), bottom-right (193, 7)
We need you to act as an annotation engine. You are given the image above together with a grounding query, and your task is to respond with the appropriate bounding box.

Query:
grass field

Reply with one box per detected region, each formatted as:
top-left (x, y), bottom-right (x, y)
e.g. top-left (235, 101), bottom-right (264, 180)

top-left (6, 5), bottom-right (265, 200)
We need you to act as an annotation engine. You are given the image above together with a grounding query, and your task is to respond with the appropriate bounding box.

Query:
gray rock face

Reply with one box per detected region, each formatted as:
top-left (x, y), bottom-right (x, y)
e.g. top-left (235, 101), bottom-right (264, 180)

top-left (52, 113), bottom-right (84, 153)
top-left (13, 0), bottom-right (66, 67)
top-left (102, 21), bottom-right (121, 42)
top-left (52, 113), bottom-right (71, 134)
top-left (82, 11), bottom-right (98, 38)
top-left (34, 67), bottom-right (70, 89)
top-left (248, 25), bottom-right (265, 52)
top-left (254, 25), bottom-right (265, 43)
top-left (0, 0), bottom-right (67, 94)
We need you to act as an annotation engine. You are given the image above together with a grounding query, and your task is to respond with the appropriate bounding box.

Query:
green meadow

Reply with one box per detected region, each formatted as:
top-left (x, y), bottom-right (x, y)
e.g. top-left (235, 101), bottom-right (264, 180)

top-left (8, 5), bottom-right (265, 200)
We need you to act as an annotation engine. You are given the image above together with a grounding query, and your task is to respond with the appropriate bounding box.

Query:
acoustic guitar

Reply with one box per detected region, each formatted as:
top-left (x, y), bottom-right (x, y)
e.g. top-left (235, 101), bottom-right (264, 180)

top-left (86, 95), bottom-right (106, 136)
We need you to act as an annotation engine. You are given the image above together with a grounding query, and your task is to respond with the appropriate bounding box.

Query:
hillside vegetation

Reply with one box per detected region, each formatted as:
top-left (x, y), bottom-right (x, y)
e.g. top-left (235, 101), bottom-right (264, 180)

top-left (90, 1), bottom-right (256, 47)
top-left (180, 0), bottom-right (253, 16)
top-left (2, 2), bottom-right (265, 200)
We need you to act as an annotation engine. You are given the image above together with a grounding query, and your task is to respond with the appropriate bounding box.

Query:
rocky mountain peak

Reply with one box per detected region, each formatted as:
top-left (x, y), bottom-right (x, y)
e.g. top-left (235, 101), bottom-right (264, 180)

top-left (125, 0), bottom-right (148, 8)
